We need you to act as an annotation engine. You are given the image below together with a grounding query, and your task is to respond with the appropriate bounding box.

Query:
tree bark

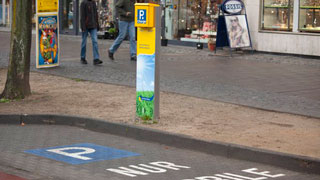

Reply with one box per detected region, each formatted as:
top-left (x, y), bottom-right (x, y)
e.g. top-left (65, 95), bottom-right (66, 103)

top-left (1, 0), bottom-right (32, 99)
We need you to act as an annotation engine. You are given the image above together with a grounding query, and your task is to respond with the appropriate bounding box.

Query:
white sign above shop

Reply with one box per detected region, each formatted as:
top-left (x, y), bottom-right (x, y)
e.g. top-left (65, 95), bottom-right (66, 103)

top-left (223, 0), bottom-right (244, 14)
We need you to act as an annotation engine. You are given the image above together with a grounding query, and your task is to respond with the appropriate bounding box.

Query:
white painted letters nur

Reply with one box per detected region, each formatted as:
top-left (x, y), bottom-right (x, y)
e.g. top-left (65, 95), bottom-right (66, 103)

top-left (106, 161), bottom-right (190, 177)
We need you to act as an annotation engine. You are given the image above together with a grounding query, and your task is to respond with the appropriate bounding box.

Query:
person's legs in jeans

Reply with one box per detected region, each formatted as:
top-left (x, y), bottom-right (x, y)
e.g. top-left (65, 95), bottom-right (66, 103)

top-left (81, 30), bottom-right (89, 59)
top-left (89, 28), bottom-right (100, 60)
top-left (128, 21), bottom-right (136, 57)
top-left (109, 21), bottom-right (129, 54)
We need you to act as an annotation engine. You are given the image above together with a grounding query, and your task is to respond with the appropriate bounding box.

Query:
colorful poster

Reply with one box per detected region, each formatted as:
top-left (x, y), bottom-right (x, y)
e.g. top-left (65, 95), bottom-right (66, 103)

top-left (37, 0), bottom-right (58, 13)
top-left (36, 14), bottom-right (59, 68)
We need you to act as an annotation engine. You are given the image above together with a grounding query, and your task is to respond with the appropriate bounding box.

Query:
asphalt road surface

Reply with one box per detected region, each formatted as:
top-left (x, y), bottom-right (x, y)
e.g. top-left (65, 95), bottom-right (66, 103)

top-left (0, 124), bottom-right (319, 180)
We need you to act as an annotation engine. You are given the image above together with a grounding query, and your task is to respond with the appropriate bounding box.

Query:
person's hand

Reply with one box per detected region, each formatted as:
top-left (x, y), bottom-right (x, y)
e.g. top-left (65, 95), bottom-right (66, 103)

top-left (126, 12), bottom-right (131, 16)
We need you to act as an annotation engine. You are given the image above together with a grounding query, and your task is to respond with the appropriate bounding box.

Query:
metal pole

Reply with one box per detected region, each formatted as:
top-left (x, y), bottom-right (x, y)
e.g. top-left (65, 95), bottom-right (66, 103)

top-left (160, 3), bottom-right (165, 40)
top-left (292, 0), bottom-right (299, 32)
top-left (153, 5), bottom-right (161, 120)
top-left (59, 0), bottom-right (63, 33)
top-left (73, 0), bottom-right (79, 35)
top-left (9, 0), bottom-right (12, 28)
top-left (2, 0), bottom-right (5, 25)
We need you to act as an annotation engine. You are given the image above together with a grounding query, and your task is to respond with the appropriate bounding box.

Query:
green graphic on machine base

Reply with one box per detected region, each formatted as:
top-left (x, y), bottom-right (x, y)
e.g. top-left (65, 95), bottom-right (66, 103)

top-left (136, 54), bottom-right (155, 119)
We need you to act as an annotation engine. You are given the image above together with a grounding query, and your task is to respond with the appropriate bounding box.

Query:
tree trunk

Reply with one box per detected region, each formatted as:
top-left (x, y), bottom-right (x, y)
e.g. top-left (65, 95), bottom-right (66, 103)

top-left (1, 0), bottom-right (32, 99)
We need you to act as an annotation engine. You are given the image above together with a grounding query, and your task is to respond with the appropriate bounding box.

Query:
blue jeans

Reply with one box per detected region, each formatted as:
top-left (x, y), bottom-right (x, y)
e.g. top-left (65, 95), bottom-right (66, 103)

top-left (109, 21), bottom-right (136, 57)
top-left (81, 28), bottom-right (100, 60)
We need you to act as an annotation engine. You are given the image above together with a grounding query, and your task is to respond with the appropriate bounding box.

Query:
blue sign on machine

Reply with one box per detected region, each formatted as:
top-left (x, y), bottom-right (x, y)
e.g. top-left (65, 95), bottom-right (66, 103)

top-left (25, 143), bottom-right (141, 165)
top-left (137, 9), bottom-right (147, 24)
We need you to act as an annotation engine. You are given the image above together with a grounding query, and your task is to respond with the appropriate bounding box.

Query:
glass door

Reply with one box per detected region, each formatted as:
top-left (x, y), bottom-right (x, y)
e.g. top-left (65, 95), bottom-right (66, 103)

top-left (179, 0), bottom-right (219, 43)
top-left (165, 0), bottom-right (179, 40)
top-left (60, 0), bottom-right (78, 34)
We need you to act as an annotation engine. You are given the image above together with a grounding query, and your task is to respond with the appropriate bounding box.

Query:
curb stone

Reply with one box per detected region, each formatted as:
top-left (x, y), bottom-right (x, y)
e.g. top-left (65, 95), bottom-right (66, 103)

top-left (0, 114), bottom-right (319, 175)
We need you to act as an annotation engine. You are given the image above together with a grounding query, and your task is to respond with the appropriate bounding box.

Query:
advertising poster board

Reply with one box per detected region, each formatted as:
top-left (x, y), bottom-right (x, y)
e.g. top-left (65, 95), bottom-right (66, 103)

top-left (36, 14), bottom-right (59, 68)
top-left (225, 15), bottom-right (251, 48)
top-left (216, 0), bottom-right (252, 54)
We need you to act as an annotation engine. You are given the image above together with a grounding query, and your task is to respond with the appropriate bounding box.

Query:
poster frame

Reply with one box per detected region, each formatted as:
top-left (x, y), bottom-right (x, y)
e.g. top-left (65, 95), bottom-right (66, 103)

top-left (224, 14), bottom-right (251, 49)
top-left (36, 13), bottom-right (60, 68)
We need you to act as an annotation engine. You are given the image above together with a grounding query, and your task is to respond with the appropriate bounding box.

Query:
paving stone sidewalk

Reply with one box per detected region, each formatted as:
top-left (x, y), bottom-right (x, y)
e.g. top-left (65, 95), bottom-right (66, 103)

top-left (0, 31), bottom-right (319, 118)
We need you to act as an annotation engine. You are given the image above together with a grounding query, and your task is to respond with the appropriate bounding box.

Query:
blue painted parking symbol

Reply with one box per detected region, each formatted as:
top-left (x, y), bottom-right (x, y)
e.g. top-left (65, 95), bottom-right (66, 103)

top-left (25, 143), bottom-right (141, 165)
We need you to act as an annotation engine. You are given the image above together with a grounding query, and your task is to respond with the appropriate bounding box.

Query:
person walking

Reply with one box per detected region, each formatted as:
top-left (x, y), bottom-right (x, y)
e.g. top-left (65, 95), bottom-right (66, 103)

top-left (108, 0), bottom-right (136, 61)
top-left (80, 0), bottom-right (103, 65)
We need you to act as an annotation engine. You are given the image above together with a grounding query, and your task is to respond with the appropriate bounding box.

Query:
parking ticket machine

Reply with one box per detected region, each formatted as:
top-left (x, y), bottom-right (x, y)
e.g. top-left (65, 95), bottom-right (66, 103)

top-left (135, 3), bottom-right (161, 121)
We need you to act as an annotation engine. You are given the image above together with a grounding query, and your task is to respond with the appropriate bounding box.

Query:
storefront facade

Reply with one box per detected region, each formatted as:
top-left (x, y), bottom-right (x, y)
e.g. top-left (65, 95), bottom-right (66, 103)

top-left (245, 0), bottom-right (320, 56)
top-left (165, 0), bottom-right (320, 56)
top-left (56, 0), bottom-right (223, 43)
top-left (1, 0), bottom-right (319, 56)
top-left (0, 0), bottom-right (115, 35)
top-left (58, 0), bottom-right (115, 35)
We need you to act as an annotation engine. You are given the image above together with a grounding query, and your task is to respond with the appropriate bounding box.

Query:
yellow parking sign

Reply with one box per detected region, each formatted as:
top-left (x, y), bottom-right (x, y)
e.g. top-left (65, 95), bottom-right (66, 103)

top-left (135, 3), bottom-right (158, 28)
top-left (37, 0), bottom-right (58, 13)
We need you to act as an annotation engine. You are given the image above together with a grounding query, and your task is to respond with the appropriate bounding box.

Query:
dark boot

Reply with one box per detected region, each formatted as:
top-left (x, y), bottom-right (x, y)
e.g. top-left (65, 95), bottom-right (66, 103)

top-left (108, 50), bottom-right (114, 60)
top-left (81, 58), bottom-right (88, 64)
top-left (93, 59), bottom-right (103, 65)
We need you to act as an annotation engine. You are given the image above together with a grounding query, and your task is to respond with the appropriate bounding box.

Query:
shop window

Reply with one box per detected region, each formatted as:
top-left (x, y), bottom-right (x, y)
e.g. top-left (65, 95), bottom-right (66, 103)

top-left (170, 0), bottom-right (219, 43)
top-left (261, 0), bottom-right (293, 31)
top-left (97, 0), bottom-right (114, 31)
top-left (299, 0), bottom-right (320, 32)
top-left (1, 0), bottom-right (10, 26)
